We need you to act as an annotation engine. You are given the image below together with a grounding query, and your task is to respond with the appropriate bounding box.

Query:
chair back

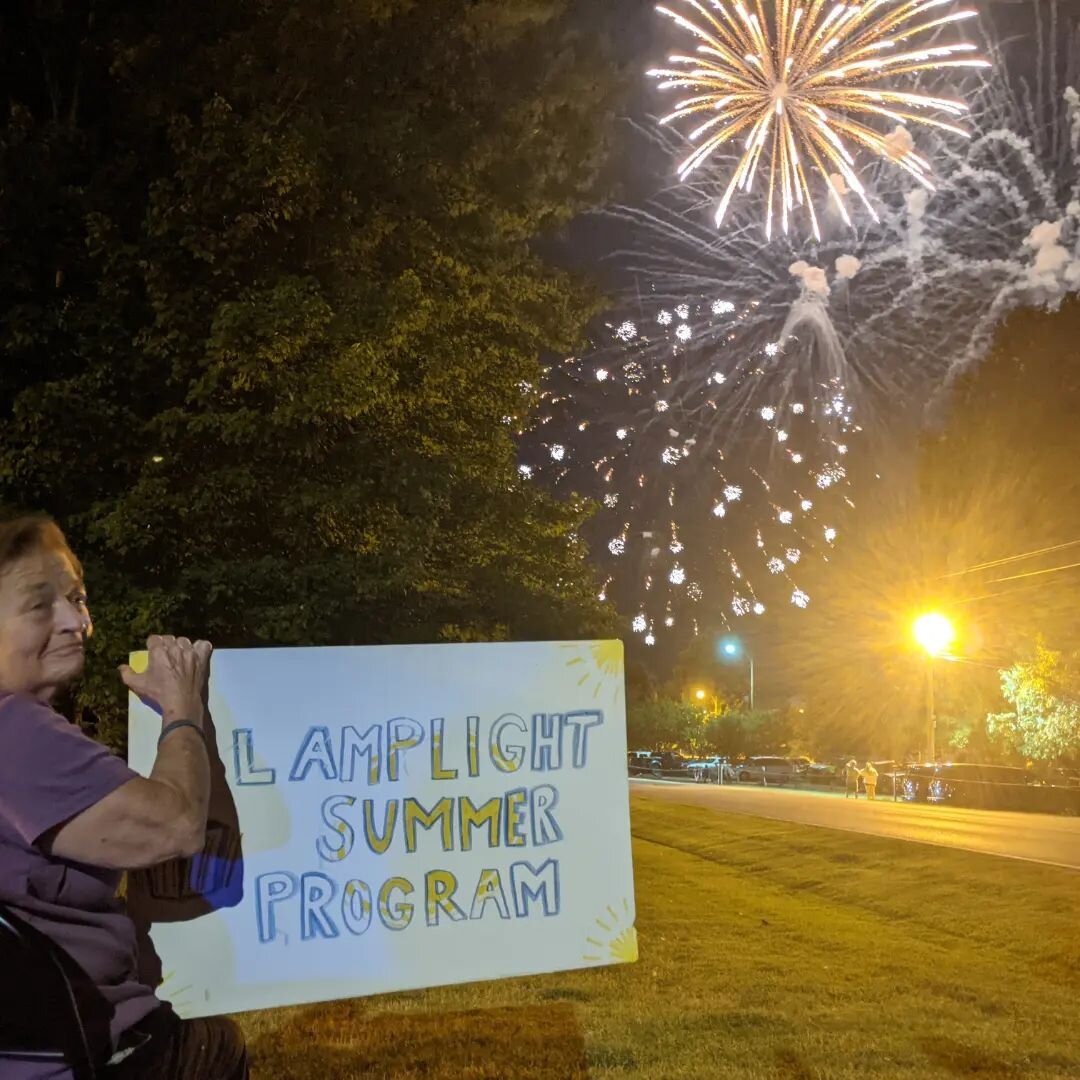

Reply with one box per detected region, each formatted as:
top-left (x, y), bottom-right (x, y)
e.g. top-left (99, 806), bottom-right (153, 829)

top-left (0, 901), bottom-right (113, 1079)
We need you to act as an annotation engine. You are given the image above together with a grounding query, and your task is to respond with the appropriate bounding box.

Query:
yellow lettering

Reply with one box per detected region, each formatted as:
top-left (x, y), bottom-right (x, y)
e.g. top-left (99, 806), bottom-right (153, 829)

top-left (403, 797), bottom-right (454, 854)
top-left (377, 877), bottom-right (414, 931)
top-left (424, 869), bottom-right (465, 926)
top-left (459, 795), bottom-right (501, 852)
top-left (362, 799), bottom-right (398, 855)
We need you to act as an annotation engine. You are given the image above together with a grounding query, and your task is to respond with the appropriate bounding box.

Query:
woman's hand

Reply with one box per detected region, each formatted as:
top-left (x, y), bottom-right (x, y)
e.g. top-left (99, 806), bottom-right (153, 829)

top-left (120, 635), bottom-right (213, 725)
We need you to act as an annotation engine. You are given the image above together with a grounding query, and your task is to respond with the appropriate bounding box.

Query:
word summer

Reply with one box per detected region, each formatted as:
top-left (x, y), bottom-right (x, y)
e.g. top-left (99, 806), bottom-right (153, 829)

top-left (255, 859), bottom-right (561, 943)
top-left (316, 785), bottom-right (563, 862)
top-left (231, 711), bottom-right (605, 787)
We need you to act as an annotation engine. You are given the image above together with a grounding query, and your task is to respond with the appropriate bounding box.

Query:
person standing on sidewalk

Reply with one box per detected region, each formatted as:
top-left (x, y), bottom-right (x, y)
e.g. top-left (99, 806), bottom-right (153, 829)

top-left (845, 759), bottom-right (861, 798)
top-left (862, 761), bottom-right (879, 801)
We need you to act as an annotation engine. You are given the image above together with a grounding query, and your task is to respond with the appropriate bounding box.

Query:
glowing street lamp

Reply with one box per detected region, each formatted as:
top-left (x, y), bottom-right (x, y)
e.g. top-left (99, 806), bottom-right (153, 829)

top-left (913, 613), bottom-right (955, 658)
top-left (718, 636), bottom-right (755, 710)
top-left (913, 613), bottom-right (955, 762)
top-left (692, 687), bottom-right (718, 715)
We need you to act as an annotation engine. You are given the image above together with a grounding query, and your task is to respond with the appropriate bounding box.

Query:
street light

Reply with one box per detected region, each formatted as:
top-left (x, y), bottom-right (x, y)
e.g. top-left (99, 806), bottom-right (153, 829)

top-left (692, 687), bottom-right (718, 715)
top-left (913, 613), bottom-right (955, 657)
top-left (719, 636), bottom-right (755, 710)
top-left (913, 613), bottom-right (955, 763)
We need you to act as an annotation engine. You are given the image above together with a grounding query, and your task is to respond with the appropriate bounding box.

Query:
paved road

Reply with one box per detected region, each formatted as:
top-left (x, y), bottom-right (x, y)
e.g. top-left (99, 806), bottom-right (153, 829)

top-left (631, 778), bottom-right (1080, 869)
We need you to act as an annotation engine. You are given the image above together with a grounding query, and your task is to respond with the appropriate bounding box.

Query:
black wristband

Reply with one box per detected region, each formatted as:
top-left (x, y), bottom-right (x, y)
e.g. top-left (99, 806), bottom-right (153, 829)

top-left (158, 719), bottom-right (205, 747)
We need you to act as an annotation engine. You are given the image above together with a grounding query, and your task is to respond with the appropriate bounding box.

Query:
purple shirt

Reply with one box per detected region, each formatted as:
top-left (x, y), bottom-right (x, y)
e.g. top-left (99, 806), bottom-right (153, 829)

top-left (0, 693), bottom-right (160, 1078)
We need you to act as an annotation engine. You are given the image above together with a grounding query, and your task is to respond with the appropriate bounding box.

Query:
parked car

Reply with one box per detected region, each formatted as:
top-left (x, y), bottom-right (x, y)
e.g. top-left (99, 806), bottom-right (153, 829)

top-left (736, 756), bottom-right (804, 784)
top-left (647, 751), bottom-right (693, 777)
top-left (805, 760), bottom-right (843, 785)
top-left (683, 756), bottom-right (738, 782)
top-left (899, 762), bottom-right (1080, 812)
top-left (929, 764), bottom-right (1035, 805)
top-left (898, 763), bottom-right (936, 801)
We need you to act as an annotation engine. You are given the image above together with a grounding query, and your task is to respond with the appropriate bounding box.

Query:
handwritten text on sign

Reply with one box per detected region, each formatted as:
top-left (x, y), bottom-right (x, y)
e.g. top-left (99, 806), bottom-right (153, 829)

top-left (127, 641), bottom-right (636, 1017)
top-left (239, 711), bottom-right (603, 942)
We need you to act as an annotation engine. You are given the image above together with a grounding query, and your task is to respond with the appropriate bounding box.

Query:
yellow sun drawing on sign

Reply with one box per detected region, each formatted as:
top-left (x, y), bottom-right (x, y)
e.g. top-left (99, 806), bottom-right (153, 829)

top-left (583, 898), bottom-right (638, 964)
top-left (561, 640), bottom-right (624, 704)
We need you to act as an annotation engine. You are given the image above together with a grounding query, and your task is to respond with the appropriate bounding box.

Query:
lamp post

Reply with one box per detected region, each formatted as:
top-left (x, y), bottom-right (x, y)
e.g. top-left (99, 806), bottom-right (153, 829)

top-left (912, 613), bottom-right (955, 763)
top-left (720, 638), bottom-right (755, 710)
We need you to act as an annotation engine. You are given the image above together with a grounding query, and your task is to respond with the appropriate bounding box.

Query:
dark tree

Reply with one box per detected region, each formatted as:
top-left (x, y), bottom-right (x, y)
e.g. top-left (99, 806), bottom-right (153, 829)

top-left (0, 0), bottom-right (625, 743)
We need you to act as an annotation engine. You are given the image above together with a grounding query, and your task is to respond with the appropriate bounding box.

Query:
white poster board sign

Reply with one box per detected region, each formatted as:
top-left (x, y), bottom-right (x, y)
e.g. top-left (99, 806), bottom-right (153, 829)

top-left (127, 640), bottom-right (636, 1018)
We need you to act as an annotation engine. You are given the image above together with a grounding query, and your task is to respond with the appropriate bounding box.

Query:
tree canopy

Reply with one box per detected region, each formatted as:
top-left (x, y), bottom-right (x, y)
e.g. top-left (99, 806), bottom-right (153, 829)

top-left (988, 643), bottom-right (1080, 764)
top-left (0, 0), bottom-right (625, 741)
top-left (625, 696), bottom-right (796, 758)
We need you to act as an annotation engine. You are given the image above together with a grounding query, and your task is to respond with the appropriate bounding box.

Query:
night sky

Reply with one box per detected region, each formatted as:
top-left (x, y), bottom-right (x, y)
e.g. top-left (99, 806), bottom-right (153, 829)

top-left (542, 0), bottom-right (1068, 693)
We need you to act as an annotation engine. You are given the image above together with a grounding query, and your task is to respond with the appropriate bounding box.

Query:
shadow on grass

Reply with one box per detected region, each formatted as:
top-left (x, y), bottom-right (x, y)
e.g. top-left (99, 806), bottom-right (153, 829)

top-left (248, 1000), bottom-right (590, 1080)
top-left (920, 1036), bottom-right (1021, 1078)
top-left (772, 1047), bottom-right (816, 1080)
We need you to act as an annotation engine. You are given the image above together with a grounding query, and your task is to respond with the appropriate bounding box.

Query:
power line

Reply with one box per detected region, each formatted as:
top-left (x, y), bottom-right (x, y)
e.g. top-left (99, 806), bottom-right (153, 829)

top-left (954, 572), bottom-right (1077, 607)
top-left (941, 655), bottom-right (1010, 671)
top-left (941, 538), bottom-right (1080, 578)
top-left (987, 558), bottom-right (1080, 585)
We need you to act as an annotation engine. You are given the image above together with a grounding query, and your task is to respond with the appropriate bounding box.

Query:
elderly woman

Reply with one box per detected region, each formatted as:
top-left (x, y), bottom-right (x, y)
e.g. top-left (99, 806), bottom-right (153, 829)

top-left (0, 515), bottom-right (248, 1079)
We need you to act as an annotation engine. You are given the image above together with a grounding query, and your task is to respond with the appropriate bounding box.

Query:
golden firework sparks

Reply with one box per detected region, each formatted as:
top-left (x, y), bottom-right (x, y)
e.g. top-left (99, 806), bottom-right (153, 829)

top-left (648, 0), bottom-right (990, 238)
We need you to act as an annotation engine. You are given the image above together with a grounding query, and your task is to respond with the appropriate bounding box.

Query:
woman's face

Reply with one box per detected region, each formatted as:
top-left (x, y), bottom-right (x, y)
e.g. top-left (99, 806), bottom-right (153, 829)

top-left (0, 545), bottom-right (92, 702)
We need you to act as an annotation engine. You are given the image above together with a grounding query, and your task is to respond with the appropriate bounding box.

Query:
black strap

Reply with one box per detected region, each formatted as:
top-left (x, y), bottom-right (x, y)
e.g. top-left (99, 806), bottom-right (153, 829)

top-left (157, 721), bottom-right (204, 747)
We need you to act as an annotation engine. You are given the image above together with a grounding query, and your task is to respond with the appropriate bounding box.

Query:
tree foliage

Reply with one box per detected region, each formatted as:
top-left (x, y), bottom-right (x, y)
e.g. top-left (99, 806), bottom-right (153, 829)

top-left (626, 698), bottom-right (710, 753)
top-left (705, 709), bottom-right (797, 758)
top-left (988, 643), bottom-right (1080, 763)
top-left (0, 0), bottom-right (625, 743)
top-left (626, 695), bottom-right (796, 758)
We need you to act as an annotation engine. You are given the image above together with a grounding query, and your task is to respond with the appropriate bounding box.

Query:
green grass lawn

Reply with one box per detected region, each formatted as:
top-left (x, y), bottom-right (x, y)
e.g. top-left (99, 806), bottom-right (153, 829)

top-left (237, 795), bottom-right (1080, 1079)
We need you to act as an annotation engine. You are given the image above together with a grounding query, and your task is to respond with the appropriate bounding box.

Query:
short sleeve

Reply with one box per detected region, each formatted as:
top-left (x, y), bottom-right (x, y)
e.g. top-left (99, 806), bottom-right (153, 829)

top-left (0, 694), bottom-right (139, 845)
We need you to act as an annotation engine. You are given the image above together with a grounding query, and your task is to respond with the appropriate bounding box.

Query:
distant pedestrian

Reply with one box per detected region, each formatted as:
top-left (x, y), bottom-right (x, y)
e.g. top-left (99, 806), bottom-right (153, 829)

top-left (845, 759), bottom-right (861, 798)
top-left (863, 761), bottom-right (879, 800)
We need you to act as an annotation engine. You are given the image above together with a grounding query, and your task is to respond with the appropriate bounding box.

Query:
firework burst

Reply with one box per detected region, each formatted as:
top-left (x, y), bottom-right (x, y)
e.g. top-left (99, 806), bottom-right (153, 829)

top-left (649, 0), bottom-right (989, 237)
top-left (521, 295), bottom-right (860, 650)
top-left (520, 1), bottom-right (1079, 651)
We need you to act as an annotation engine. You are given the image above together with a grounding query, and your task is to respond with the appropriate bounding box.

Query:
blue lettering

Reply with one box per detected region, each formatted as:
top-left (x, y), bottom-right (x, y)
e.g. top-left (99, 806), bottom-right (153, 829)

top-left (529, 784), bottom-right (564, 846)
top-left (232, 729), bottom-right (276, 786)
top-left (289, 726), bottom-right (338, 782)
top-left (490, 714), bottom-right (527, 773)
top-left (530, 713), bottom-right (564, 771)
top-left (387, 718), bottom-right (424, 781)
top-left (316, 795), bottom-right (356, 863)
top-left (341, 880), bottom-right (373, 936)
top-left (255, 871), bottom-right (297, 944)
top-left (510, 859), bottom-right (561, 917)
top-left (563, 710), bottom-right (604, 768)
top-left (300, 873), bottom-right (338, 940)
top-left (339, 724), bottom-right (382, 785)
